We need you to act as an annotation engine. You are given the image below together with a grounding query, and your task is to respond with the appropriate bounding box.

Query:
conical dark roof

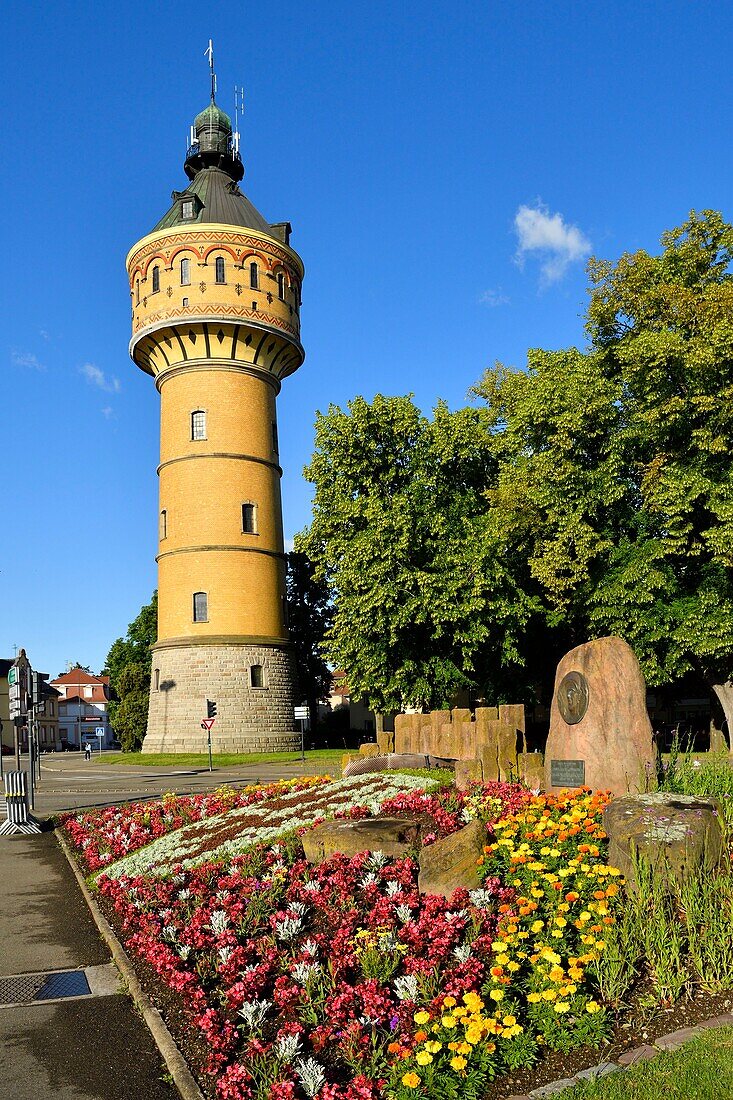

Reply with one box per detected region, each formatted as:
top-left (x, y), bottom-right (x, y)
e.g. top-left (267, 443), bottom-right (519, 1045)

top-left (152, 168), bottom-right (272, 234)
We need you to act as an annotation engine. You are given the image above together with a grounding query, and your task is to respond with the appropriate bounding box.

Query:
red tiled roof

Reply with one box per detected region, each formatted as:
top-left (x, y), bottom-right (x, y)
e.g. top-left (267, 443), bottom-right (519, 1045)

top-left (51, 669), bottom-right (104, 685)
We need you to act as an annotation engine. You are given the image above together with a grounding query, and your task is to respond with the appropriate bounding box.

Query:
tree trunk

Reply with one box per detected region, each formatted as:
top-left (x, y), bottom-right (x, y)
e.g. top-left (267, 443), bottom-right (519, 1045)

top-left (707, 680), bottom-right (733, 752)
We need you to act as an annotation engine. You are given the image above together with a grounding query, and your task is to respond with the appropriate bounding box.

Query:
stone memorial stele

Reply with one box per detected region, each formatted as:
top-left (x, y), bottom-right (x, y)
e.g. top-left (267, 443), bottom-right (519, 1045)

top-left (544, 636), bottom-right (655, 798)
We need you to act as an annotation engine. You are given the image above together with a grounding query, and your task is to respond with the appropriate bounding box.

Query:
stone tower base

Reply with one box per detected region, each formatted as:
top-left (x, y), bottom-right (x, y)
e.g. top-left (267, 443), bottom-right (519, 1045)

top-left (141, 641), bottom-right (299, 754)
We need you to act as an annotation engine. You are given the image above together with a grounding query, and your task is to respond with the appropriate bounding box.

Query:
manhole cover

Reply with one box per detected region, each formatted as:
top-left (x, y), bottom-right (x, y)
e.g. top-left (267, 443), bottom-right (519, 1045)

top-left (0, 969), bottom-right (91, 1006)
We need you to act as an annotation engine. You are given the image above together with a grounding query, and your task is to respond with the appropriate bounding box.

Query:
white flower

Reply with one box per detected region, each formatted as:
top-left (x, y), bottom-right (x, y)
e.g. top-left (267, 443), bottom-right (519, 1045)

top-left (360, 872), bottom-right (379, 889)
top-left (468, 889), bottom-right (494, 909)
top-left (275, 1033), bottom-right (302, 1063)
top-left (177, 945), bottom-right (191, 961)
top-left (238, 999), bottom-right (270, 1030)
top-left (453, 943), bottom-right (472, 963)
top-left (292, 961), bottom-right (320, 984)
top-left (366, 850), bottom-right (388, 870)
top-left (301, 939), bottom-right (318, 957)
top-left (394, 974), bottom-right (419, 1001)
top-left (275, 916), bottom-right (303, 942)
top-left (218, 946), bottom-right (234, 965)
top-left (385, 880), bottom-right (401, 898)
top-left (209, 910), bottom-right (229, 935)
top-left (295, 1057), bottom-right (326, 1097)
top-left (395, 904), bottom-right (413, 923)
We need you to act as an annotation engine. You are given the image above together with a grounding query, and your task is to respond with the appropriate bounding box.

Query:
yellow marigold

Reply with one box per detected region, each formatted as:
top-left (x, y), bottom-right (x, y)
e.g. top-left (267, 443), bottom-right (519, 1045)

top-left (414, 1010), bottom-right (430, 1025)
top-left (442, 995), bottom-right (456, 1008)
top-left (554, 917), bottom-right (567, 928)
top-left (507, 960), bottom-right (521, 972)
top-left (464, 1027), bottom-right (483, 1045)
top-left (586, 1001), bottom-right (601, 1014)
top-left (450, 1056), bottom-right (467, 1071)
top-left (502, 1015), bottom-right (517, 1026)
top-left (527, 992), bottom-right (541, 1003)
top-left (554, 1001), bottom-right (571, 1014)
top-left (424, 1040), bottom-right (442, 1053)
top-left (568, 966), bottom-right (583, 981)
top-left (415, 1051), bottom-right (433, 1066)
top-left (503, 1024), bottom-right (523, 1037)
top-left (441, 1014), bottom-right (457, 1029)
top-left (488, 989), bottom-right (504, 1002)
top-left (531, 919), bottom-right (544, 932)
top-left (401, 1072), bottom-right (420, 1088)
top-left (542, 989), bottom-right (557, 1001)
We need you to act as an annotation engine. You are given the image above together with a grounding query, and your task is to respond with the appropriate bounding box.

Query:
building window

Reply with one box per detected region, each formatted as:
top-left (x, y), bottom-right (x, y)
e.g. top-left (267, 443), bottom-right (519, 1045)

top-left (191, 410), bottom-right (206, 440)
top-left (242, 502), bottom-right (257, 534)
top-left (181, 258), bottom-right (191, 285)
top-left (193, 592), bottom-right (208, 622)
top-left (249, 262), bottom-right (259, 289)
top-left (152, 266), bottom-right (160, 293)
top-left (160, 509), bottom-right (167, 540)
top-left (272, 421), bottom-right (279, 454)
top-left (215, 256), bottom-right (226, 284)
top-left (277, 272), bottom-right (285, 300)
top-left (154, 668), bottom-right (160, 691)
top-left (182, 200), bottom-right (194, 219)
top-left (182, 296), bottom-right (189, 307)
top-left (250, 664), bottom-right (264, 688)
top-left (135, 279), bottom-right (140, 305)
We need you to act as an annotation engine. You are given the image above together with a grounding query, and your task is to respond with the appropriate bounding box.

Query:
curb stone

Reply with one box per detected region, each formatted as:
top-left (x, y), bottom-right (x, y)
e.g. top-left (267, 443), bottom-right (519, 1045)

top-left (56, 829), bottom-right (205, 1100)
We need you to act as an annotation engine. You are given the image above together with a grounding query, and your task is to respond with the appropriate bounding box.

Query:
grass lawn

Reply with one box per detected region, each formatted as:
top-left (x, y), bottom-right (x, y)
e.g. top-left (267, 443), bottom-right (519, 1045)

top-left (99, 748), bottom-right (347, 768)
top-left (557, 1027), bottom-right (733, 1099)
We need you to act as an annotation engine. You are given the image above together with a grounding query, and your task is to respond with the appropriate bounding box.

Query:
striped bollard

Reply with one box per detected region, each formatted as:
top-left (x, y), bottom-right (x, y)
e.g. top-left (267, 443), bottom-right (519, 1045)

top-left (0, 771), bottom-right (41, 836)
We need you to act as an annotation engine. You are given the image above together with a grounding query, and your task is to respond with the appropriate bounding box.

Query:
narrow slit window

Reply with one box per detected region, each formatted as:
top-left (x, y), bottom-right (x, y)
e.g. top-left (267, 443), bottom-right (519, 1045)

top-left (242, 502), bottom-right (257, 534)
top-left (250, 664), bottom-right (264, 688)
top-left (193, 592), bottom-right (208, 622)
top-left (154, 668), bottom-right (160, 691)
top-left (215, 256), bottom-right (226, 284)
top-left (181, 258), bottom-right (191, 285)
top-left (191, 410), bottom-right (206, 440)
top-left (182, 296), bottom-right (189, 307)
top-left (277, 272), bottom-right (285, 300)
top-left (160, 509), bottom-right (167, 540)
top-left (249, 262), bottom-right (259, 289)
top-left (135, 279), bottom-right (140, 305)
top-left (272, 420), bottom-right (279, 454)
top-left (152, 266), bottom-right (160, 293)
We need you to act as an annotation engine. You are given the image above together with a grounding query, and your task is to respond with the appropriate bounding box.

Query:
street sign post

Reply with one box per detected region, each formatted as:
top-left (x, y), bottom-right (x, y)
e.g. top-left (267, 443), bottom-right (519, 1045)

top-left (293, 706), bottom-right (309, 762)
top-left (200, 715), bottom-right (215, 772)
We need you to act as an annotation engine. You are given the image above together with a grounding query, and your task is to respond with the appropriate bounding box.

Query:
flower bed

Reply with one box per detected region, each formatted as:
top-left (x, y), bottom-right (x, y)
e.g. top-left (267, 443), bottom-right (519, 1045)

top-left (62, 778), bottom-right (622, 1099)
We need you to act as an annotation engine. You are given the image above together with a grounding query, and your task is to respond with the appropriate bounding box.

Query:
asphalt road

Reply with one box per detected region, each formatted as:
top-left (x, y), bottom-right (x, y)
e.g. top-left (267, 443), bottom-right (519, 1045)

top-left (8, 750), bottom-right (336, 815)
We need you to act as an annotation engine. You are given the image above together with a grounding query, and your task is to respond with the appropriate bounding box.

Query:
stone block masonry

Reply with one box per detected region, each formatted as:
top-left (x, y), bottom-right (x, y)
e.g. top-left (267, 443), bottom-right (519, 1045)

top-left (142, 642), bottom-right (299, 753)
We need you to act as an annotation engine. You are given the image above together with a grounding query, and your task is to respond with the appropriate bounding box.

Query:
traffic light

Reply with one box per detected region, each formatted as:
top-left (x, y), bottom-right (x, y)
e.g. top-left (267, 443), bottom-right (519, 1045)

top-left (31, 671), bottom-right (42, 707)
top-left (206, 699), bottom-right (217, 719)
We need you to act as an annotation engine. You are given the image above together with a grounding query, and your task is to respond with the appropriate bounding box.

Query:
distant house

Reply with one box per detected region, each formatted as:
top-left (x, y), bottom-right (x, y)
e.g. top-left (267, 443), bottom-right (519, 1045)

top-left (51, 668), bottom-right (113, 749)
top-left (1, 651), bottom-right (61, 753)
top-left (326, 669), bottom-right (377, 734)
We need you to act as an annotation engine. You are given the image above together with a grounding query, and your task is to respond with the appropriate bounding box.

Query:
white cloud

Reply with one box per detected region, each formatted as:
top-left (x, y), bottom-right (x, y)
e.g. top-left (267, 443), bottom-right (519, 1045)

top-left (11, 349), bottom-right (44, 371)
top-left (514, 201), bottom-right (591, 285)
top-left (80, 363), bottom-right (121, 393)
top-left (101, 406), bottom-right (114, 419)
top-left (479, 288), bottom-right (509, 308)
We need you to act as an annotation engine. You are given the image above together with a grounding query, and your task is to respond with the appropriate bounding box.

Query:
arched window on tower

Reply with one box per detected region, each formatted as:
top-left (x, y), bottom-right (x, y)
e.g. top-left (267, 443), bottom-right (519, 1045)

top-left (215, 256), bottom-right (226, 284)
top-left (277, 272), bottom-right (285, 300)
top-left (193, 592), bottom-right (208, 622)
top-left (180, 258), bottom-right (191, 285)
top-left (249, 261), bottom-right (259, 290)
top-left (152, 266), bottom-right (160, 293)
top-left (242, 502), bottom-right (257, 534)
top-left (191, 410), bottom-right (207, 441)
top-left (250, 664), bottom-right (264, 688)
top-left (135, 279), bottom-right (140, 305)
top-left (159, 509), bottom-right (167, 540)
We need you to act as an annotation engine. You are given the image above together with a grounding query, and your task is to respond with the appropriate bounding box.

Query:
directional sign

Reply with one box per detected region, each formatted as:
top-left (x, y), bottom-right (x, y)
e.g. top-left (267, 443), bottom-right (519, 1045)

top-left (294, 706), bottom-right (309, 720)
top-left (201, 718), bottom-right (215, 730)
top-left (7, 667), bottom-right (17, 686)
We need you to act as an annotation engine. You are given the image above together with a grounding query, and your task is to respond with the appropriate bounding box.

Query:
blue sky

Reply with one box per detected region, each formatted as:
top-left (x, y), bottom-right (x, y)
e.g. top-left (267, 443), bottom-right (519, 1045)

top-left (3, 0), bottom-right (732, 677)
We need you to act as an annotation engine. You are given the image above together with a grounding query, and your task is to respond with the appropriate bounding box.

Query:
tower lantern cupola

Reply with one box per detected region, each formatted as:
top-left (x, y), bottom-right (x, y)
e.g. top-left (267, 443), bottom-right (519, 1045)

top-left (185, 98), bottom-right (243, 182)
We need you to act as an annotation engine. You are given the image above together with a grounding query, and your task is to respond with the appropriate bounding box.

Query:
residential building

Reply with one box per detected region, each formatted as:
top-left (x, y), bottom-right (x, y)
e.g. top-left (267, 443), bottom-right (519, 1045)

top-left (51, 668), bottom-right (113, 749)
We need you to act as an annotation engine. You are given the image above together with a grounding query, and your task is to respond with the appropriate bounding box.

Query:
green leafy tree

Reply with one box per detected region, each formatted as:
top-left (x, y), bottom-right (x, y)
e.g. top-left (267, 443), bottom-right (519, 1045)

top-left (103, 591), bottom-right (158, 751)
top-left (476, 211), bottom-right (733, 729)
top-left (285, 551), bottom-right (333, 725)
top-left (299, 395), bottom-right (537, 712)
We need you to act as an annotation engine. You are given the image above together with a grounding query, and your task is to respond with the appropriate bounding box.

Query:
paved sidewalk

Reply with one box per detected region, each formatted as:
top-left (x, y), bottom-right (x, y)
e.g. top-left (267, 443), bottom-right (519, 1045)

top-left (0, 825), bottom-right (177, 1099)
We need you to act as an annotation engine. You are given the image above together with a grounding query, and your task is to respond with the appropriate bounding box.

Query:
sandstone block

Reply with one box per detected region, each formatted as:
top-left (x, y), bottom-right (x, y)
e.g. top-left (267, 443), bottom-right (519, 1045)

top-left (455, 758), bottom-right (483, 791)
top-left (545, 636), bottom-right (655, 797)
top-left (475, 706), bottom-right (498, 722)
top-left (358, 743), bottom-right (380, 757)
top-left (603, 792), bottom-right (724, 888)
top-left (394, 713), bottom-right (414, 755)
top-left (341, 753), bottom-right (359, 775)
top-left (499, 704), bottom-right (527, 753)
top-left (519, 752), bottom-right (545, 791)
top-left (417, 818), bottom-right (486, 897)
top-left (452, 708), bottom-right (471, 724)
top-left (376, 730), bottom-right (394, 755)
top-left (302, 817), bottom-right (422, 863)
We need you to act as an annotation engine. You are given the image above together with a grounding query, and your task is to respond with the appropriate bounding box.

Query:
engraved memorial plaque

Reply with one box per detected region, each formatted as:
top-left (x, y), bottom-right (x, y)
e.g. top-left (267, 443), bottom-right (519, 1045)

top-left (557, 671), bottom-right (589, 725)
top-left (550, 758), bottom-right (586, 787)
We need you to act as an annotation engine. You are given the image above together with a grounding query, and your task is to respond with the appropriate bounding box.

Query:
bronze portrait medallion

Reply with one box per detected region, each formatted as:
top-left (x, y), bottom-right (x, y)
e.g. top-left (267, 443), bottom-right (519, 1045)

top-left (557, 670), bottom-right (589, 725)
